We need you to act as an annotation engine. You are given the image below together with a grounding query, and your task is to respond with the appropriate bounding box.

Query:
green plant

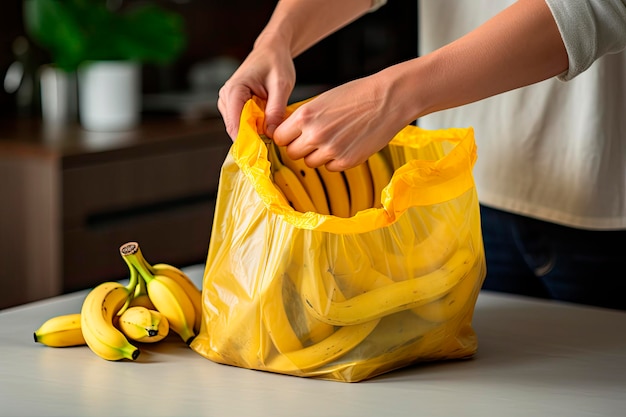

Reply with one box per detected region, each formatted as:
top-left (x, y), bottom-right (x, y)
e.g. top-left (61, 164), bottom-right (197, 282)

top-left (23, 0), bottom-right (187, 72)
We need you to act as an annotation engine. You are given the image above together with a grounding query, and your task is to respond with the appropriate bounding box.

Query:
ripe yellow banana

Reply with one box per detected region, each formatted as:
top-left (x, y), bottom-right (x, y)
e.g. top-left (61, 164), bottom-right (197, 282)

top-left (307, 310), bottom-right (436, 380)
top-left (303, 248), bottom-right (474, 326)
top-left (131, 244), bottom-right (202, 334)
top-left (267, 142), bottom-right (317, 213)
top-left (148, 263), bottom-right (202, 334)
top-left (283, 264), bottom-right (335, 345)
top-left (34, 313), bottom-right (86, 347)
top-left (142, 274), bottom-right (196, 344)
top-left (316, 165), bottom-right (351, 218)
top-left (120, 242), bottom-right (196, 345)
top-left (413, 253), bottom-right (484, 323)
top-left (80, 281), bottom-right (140, 361)
top-left (266, 318), bottom-right (380, 374)
top-left (277, 145), bottom-right (330, 215)
top-left (343, 162), bottom-right (374, 216)
top-left (261, 272), bottom-right (304, 353)
top-left (387, 143), bottom-right (407, 169)
top-left (333, 266), bottom-right (393, 299)
top-left (366, 150), bottom-right (393, 209)
top-left (118, 306), bottom-right (170, 343)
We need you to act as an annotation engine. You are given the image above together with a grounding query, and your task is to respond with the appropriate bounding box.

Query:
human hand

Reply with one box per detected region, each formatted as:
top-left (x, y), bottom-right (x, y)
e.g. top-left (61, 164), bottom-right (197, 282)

top-left (217, 42), bottom-right (296, 141)
top-left (273, 73), bottom-right (410, 171)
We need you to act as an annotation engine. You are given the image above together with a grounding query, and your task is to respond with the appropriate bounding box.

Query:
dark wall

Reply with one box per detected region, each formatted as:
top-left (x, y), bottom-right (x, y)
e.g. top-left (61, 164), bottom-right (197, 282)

top-left (162, 0), bottom-right (418, 87)
top-left (0, 0), bottom-right (417, 118)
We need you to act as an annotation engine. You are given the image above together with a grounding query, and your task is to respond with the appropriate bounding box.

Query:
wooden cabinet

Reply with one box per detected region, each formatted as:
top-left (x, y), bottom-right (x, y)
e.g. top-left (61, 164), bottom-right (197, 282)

top-left (0, 117), bottom-right (231, 309)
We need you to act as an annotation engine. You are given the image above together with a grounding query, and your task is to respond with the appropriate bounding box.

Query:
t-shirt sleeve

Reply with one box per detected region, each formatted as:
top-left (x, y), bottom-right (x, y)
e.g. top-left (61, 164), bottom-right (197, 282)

top-left (545, 0), bottom-right (626, 80)
top-left (369, 0), bottom-right (387, 12)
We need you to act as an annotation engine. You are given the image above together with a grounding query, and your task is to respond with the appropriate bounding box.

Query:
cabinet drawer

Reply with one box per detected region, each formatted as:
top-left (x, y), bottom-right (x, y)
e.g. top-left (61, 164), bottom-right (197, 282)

top-left (63, 197), bottom-right (215, 292)
top-left (62, 144), bottom-right (229, 229)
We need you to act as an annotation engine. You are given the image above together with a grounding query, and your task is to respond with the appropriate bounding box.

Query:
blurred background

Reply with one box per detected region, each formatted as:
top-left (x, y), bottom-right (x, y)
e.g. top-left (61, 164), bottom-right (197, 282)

top-left (0, 0), bottom-right (417, 309)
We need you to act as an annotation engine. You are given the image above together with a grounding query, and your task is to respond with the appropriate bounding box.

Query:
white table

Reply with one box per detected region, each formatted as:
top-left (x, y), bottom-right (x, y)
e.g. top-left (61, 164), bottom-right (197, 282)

top-left (1, 264), bottom-right (625, 417)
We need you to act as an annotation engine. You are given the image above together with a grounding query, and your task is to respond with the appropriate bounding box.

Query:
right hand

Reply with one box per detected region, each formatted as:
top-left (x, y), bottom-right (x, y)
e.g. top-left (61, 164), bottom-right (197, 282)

top-left (217, 38), bottom-right (296, 141)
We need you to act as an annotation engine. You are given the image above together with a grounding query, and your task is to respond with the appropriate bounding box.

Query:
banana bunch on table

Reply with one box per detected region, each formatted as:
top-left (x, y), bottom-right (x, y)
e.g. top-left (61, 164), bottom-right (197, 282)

top-left (33, 242), bottom-right (202, 361)
top-left (264, 136), bottom-right (394, 217)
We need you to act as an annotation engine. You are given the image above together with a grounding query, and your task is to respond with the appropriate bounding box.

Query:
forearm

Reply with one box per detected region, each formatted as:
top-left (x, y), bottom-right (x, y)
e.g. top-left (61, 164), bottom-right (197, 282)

top-left (254, 0), bottom-right (374, 58)
top-left (389, 0), bottom-right (568, 121)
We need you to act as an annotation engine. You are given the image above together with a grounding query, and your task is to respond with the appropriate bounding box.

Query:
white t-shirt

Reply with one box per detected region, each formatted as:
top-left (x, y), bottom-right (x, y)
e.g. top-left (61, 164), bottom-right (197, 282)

top-left (417, 0), bottom-right (626, 230)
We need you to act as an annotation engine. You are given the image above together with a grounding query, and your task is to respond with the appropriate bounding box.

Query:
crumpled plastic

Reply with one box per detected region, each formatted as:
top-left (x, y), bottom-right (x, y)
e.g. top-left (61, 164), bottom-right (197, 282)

top-left (190, 96), bottom-right (486, 382)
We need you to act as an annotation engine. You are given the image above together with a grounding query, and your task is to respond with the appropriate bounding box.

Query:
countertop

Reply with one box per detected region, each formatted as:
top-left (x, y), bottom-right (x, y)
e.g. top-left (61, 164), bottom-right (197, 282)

top-left (1, 264), bottom-right (625, 417)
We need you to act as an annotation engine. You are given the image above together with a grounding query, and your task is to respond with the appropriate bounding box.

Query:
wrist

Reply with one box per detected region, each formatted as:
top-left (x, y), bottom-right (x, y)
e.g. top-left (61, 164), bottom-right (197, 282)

top-left (254, 29), bottom-right (291, 53)
top-left (373, 59), bottom-right (433, 127)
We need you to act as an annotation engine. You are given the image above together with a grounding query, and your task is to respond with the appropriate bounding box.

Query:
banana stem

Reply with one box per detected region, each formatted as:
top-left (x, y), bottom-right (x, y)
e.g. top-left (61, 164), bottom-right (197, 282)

top-left (133, 247), bottom-right (157, 275)
top-left (120, 242), bottom-right (155, 284)
top-left (119, 265), bottom-right (140, 316)
top-left (125, 262), bottom-right (139, 293)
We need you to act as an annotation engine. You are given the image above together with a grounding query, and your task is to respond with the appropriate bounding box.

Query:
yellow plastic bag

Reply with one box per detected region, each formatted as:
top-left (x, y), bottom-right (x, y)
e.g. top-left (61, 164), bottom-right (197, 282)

top-left (190, 97), bottom-right (486, 382)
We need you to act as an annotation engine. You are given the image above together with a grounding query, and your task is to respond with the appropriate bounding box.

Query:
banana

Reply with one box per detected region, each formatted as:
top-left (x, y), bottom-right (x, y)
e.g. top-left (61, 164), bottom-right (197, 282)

top-left (302, 248), bottom-right (474, 326)
top-left (308, 311), bottom-right (437, 379)
top-left (267, 142), bottom-right (317, 213)
top-left (148, 263), bottom-right (202, 334)
top-left (266, 318), bottom-right (380, 374)
top-left (142, 274), bottom-right (196, 344)
top-left (261, 272), bottom-right (304, 353)
top-left (277, 145), bottom-right (330, 215)
top-left (34, 313), bottom-right (86, 347)
top-left (80, 281), bottom-right (140, 361)
top-left (332, 255), bottom-right (480, 323)
top-left (283, 263), bottom-right (336, 345)
top-left (343, 162), bottom-right (374, 216)
top-left (316, 165), bottom-right (351, 218)
top-left (118, 306), bottom-right (169, 343)
top-left (333, 266), bottom-right (394, 299)
top-left (366, 150), bottom-right (393, 209)
top-left (412, 253), bottom-right (484, 323)
top-left (387, 143), bottom-right (407, 169)
top-left (131, 245), bottom-right (202, 334)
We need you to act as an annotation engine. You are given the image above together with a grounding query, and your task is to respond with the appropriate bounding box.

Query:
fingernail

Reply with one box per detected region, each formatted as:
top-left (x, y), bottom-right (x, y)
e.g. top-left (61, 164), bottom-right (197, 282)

top-left (266, 124), bottom-right (277, 137)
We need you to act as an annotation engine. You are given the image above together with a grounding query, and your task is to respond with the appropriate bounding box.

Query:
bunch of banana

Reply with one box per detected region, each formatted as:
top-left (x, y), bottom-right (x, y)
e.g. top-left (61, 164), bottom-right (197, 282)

top-left (33, 241), bottom-right (203, 361)
top-left (120, 242), bottom-right (199, 345)
top-left (263, 135), bottom-right (394, 217)
top-left (255, 232), bottom-right (482, 379)
top-left (277, 145), bottom-right (330, 215)
top-left (265, 136), bottom-right (317, 213)
top-left (199, 218), bottom-right (478, 380)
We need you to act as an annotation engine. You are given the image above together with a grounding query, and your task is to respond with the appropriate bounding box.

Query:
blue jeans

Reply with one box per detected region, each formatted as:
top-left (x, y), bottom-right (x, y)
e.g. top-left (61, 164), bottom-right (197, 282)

top-left (479, 205), bottom-right (626, 310)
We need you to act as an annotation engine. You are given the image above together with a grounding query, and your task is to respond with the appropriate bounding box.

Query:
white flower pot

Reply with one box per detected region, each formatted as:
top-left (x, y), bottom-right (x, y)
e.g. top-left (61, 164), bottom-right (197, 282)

top-left (78, 61), bottom-right (141, 131)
